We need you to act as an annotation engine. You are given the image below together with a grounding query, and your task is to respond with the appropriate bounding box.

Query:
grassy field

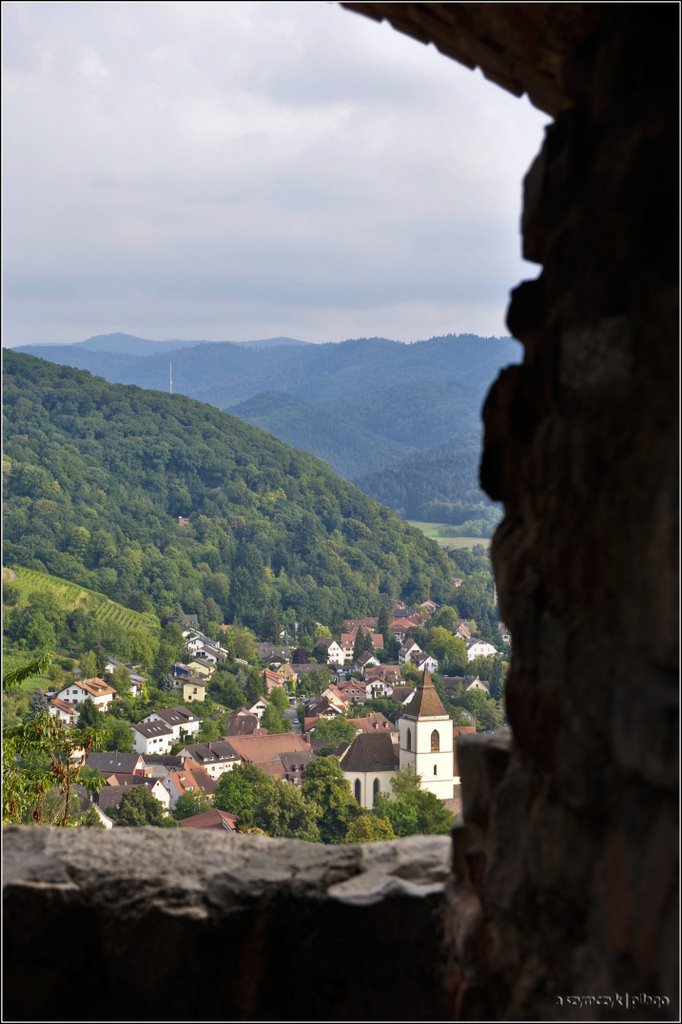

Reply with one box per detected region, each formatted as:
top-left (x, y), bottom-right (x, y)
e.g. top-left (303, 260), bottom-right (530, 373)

top-left (4, 565), bottom-right (160, 638)
top-left (406, 522), bottom-right (492, 550)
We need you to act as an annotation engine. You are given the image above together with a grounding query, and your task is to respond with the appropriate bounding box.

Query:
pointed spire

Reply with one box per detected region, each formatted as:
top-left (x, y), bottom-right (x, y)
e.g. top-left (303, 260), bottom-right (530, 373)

top-left (406, 669), bottom-right (447, 718)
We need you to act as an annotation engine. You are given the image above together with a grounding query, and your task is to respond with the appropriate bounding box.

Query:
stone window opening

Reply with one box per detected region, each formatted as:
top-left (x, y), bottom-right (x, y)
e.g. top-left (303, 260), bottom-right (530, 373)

top-left (430, 729), bottom-right (440, 752)
top-left (3, 8), bottom-right (677, 1022)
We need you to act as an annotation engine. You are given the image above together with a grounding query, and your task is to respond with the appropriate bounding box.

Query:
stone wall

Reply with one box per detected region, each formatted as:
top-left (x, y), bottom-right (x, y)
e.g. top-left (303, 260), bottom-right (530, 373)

top-left (467, 6), bottom-right (678, 1019)
top-left (4, 827), bottom-right (455, 1021)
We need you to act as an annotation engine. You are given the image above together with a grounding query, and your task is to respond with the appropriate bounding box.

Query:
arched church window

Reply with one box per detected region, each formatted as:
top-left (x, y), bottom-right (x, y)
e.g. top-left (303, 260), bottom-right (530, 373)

top-left (354, 779), bottom-right (361, 802)
top-left (406, 728), bottom-right (412, 751)
top-left (431, 729), bottom-right (440, 752)
top-left (433, 765), bottom-right (438, 775)
top-left (373, 777), bottom-right (380, 806)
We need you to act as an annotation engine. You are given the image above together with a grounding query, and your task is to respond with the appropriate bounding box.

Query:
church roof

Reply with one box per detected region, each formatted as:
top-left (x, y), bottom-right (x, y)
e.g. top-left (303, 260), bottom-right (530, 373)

top-left (405, 670), bottom-right (447, 719)
top-left (340, 732), bottom-right (399, 773)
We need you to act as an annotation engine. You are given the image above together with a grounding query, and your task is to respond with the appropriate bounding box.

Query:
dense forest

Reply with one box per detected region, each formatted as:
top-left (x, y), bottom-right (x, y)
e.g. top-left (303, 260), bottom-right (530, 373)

top-left (16, 332), bottom-right (518, 533)
top-left (3, 352), bottom-right (459, 635)
top-left (355, 441), bottom-right (501, 531)
top-left (230, 380), bottom-right (482, 479)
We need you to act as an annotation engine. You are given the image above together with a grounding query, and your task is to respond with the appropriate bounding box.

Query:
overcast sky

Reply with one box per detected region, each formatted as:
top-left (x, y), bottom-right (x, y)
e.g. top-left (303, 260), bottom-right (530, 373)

top-left (2, 1), bottom-right (548, 346)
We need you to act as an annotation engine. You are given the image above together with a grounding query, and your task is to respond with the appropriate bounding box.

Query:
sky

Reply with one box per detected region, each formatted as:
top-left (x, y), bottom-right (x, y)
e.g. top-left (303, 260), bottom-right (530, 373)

top-left (2, 1), bottom-right (549, 346)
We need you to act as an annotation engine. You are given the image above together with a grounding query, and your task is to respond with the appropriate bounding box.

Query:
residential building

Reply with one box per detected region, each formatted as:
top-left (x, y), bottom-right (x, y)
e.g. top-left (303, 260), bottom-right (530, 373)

top-left (185, 658), bottom-right (215, 678)
top-left (466, 640), bottom-right (498, 661)
top-left (262, 668), bottom-right (287, 693)
top-left (132, 720), bottom-right (175, 756)
top-left (55, 677), bottom-right (117, 711)
top-left (141, 706), bottom-right (202, 741)
top-left (48, 697), bottom-right (80, 726)
top-left (162, 767), bottom-right (217, 809)
top-left (179, 808), bottom-right (238, 832)
top-left (225, 710), bottom-right (260, 736)
top-left (86, 751), bottom-right (147, 777)
top-left (178, 741), bottom-right (240, 780)
top-left (398, 641), bottom-right (423, 666)
top-left (225, 732), bottom-right (312, 768)
top-left (182, 677), bottom-right (207, 704)
top-left (348, 712), bottom-right (398, 740)
top-left (249, 697), bottom-right (269, 720)
top-left (413, 652), bottom-right (439, 674)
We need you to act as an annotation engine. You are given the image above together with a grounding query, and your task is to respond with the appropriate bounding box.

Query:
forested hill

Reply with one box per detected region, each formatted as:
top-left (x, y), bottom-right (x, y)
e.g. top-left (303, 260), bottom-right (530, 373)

top-left (15, 333), bottom-right (519, 410)
top-left (14, 333), bottom-right (519, 530)
top-left (354, 441), bottom-right (500, 534)
top-left (3, 352), bottom-right (457, 633)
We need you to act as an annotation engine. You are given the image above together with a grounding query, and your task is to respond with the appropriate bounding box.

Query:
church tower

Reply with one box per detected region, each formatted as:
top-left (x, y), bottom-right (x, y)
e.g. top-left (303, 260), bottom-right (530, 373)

top-left (398, 669), bottom-right (454, 800)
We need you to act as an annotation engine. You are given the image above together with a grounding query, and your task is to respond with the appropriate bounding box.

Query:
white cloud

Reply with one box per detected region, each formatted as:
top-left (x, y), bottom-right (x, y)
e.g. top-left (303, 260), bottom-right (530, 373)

top-left (2, 0), bottom-right (548, 345)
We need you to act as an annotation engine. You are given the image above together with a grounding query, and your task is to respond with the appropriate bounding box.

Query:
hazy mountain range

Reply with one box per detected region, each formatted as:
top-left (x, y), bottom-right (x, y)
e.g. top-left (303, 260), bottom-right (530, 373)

top-left (14, 331), bottom-right (521, 529)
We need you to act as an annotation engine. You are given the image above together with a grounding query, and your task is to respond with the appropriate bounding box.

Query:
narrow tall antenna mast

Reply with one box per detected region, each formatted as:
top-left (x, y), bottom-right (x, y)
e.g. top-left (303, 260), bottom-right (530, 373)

top-left (169, 361), bottom-right (173, 395)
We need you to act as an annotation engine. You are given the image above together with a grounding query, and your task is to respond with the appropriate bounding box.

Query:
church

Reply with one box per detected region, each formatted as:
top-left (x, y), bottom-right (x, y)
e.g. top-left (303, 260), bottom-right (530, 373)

top-left (340, 670), bottom-right (458, 809)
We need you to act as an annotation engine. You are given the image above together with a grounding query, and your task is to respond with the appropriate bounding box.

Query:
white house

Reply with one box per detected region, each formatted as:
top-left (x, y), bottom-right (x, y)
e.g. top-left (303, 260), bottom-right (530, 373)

top-left (48, 697), bottom-right (80, 726)
top-left (141, 706), bottom-right (202, 741)
top-left (55, 677), bottom-right (117, 711)
top-left (185, 636), bottom-right (208, 655)
top-left (179, 741), bottom-right (240, 780)
top-left (357, 652), bottom-right (380, 671)
top-left (249, 697), bottom-right (269, 721)
top-left (132, 720), bottom-right (174, 756)
top-left (162, 767), bottom-right (216, 810)
top-left (398, 670), bottom-right (454, 801)
top-left (466, 640), bottom-right (498, 662)
top-left (398, 641), bottom-right (422, 666)
top-left (314, 637), bottom-right (346, 666)
top-left (465, 677), bottom-right (490, 693)
top-left (365, 679), bottom-right (394, 700)
top-left (103, 658), bottom-right (145, 698)
top-left (413, 652), bottom-right (439, 674)
top-left (325, 640), bottom-right (346, 666)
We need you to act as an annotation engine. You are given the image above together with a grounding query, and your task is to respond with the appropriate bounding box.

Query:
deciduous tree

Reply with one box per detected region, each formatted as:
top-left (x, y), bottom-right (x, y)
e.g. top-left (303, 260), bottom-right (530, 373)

top-left (301, 755), bottom-right (359, 843)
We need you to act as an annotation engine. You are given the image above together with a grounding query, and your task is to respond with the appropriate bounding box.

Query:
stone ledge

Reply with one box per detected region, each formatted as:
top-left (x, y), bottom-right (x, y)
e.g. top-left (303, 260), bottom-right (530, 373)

top-left (3, 826), bottom-right (456, 1022)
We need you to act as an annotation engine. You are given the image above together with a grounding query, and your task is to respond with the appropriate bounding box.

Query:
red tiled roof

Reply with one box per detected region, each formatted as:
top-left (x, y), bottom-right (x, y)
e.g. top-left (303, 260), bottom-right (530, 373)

top-left (348, 712), bottom-right (397, 734)
top-left (225, 732), bottom-right (311, 764)
top-left (179, 808), bottom-right (238, 831)
top-left (50, 697), bottom-right (79, 715)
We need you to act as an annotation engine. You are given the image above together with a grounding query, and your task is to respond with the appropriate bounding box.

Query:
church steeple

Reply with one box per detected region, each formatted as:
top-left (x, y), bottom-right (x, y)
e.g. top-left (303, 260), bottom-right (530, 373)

top-left (406, 669), bottom-right (447, 719)
top-left (398, 669), bottom-right (453, 801)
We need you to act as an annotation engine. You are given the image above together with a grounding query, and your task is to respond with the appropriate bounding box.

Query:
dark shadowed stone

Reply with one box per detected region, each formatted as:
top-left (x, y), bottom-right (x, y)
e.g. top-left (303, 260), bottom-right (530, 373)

top-left (3, 826), bottom-right (454, 1022)
top-left (457, 732), bottom-right (511, 828)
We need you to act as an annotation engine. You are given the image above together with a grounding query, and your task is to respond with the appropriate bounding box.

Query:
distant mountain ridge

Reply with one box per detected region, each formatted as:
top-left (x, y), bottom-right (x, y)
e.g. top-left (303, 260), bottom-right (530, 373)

top-left (14, 331), bottom-right (521, 531)
top-left (14, 332), bottom-right (312, 357)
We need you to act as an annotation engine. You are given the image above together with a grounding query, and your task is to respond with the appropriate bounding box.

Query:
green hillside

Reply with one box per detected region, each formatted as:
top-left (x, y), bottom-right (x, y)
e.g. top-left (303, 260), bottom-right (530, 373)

top-left (5, 566), bottom-right (160, 637)
top-left (355, 440), bottom-right (501, 531)
top-left (3, 352), bottom-right (457, 634)
top-left (3, 565), bottom-right (162, 679)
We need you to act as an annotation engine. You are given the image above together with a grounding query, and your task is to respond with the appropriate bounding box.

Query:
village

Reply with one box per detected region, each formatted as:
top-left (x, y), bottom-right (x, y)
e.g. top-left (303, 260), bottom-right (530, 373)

top-left (43, 601), bottom-right (509, 836)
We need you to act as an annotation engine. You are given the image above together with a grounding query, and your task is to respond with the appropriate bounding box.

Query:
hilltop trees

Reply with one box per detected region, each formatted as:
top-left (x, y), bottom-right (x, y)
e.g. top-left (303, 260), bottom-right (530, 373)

top-left (4, 351), bottom-right (460, 631)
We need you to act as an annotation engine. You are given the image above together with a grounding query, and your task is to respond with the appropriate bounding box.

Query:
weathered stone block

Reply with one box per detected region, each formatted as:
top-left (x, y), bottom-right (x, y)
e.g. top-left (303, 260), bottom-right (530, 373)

top-left (3, 827), bottom-right (455, 1022)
